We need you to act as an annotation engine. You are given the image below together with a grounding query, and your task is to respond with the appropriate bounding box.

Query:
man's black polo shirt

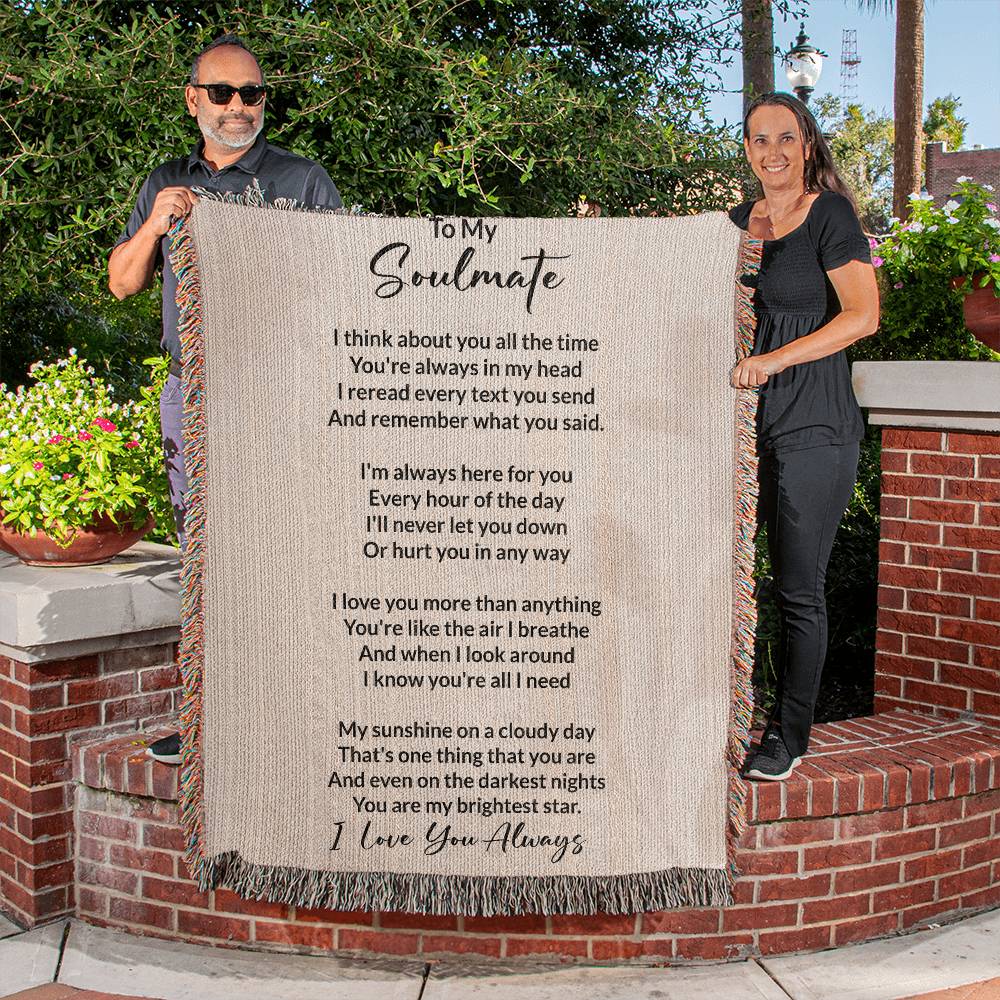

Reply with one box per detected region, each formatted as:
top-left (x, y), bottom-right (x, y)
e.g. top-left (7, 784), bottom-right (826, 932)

top-left (117, 134), bottom-right (342, 361)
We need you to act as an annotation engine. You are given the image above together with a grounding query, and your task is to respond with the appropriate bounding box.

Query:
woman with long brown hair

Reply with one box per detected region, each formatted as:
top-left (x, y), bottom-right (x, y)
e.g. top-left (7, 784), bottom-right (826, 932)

top-left (729, 92), bottom-right (879, 780)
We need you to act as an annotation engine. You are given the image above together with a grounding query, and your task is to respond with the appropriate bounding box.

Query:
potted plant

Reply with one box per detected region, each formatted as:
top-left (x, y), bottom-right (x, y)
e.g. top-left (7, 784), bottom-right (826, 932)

top-left (873, 178), bottom-right (1000, 351)
top-left (0, 352), bottom-right (170, 565)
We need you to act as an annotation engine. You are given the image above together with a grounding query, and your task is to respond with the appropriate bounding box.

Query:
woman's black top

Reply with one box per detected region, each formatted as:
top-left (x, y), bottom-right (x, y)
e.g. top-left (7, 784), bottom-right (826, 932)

top-left (727, 190), bottom-right (871, 455)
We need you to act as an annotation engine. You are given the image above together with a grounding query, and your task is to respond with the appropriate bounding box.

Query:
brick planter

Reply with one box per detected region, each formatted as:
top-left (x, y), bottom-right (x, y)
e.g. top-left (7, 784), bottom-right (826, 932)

top-left (72, 713), bottom-right (1000, 962)
top-left (0, 544), bottom-right (182, 927)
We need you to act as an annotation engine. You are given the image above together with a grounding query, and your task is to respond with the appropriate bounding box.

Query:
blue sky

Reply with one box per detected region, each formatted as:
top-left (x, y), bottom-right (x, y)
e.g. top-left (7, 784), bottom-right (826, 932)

top-left (706, 0), bottom-right (1000, 149)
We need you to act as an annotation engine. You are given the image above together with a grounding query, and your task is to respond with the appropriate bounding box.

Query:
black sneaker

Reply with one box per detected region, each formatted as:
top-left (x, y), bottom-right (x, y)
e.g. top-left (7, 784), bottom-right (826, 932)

top-left (744, 728), bottom-right (800, 781)
top-left (146, 732), bottom-right (181, 765)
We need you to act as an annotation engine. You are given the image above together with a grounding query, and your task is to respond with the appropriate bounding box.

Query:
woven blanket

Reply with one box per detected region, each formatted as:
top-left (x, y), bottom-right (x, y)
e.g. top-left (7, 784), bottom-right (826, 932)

top-left (170, 200), bottom-right (759, 915)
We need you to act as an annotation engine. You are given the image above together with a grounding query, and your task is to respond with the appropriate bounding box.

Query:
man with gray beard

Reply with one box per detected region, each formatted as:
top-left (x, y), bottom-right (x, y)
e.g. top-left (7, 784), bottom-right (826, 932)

top-left (109, 35), bottom-right (341, 764)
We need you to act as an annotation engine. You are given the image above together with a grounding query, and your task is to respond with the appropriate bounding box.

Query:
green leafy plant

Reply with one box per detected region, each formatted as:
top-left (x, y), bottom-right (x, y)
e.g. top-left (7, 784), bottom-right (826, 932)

top-left (874, 179), bottom-right (1000, 291)
top-left (0, 353), bottom-right (172, 545)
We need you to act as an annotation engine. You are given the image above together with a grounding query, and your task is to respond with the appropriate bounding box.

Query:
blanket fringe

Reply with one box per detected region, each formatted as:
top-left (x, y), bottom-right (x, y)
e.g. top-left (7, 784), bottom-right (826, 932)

top-left (168, 196), bottom-right (760, 913)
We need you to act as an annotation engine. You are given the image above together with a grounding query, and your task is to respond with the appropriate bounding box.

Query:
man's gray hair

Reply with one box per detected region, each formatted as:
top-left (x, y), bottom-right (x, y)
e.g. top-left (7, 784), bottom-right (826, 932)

top-left (189, 34), bottom-right (265, 85)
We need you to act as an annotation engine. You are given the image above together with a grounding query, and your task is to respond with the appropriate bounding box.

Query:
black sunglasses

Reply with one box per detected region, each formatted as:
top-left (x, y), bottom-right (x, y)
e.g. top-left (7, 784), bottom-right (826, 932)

top-left (193, 83), bottom-right (266, 106)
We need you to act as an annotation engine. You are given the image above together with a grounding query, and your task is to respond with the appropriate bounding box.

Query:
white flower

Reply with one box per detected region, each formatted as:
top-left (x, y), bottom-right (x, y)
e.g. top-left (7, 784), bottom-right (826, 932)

top-left (986, 185), bottom-right (995, 192)
top-left (927, 225), bottom-right (938, 232)
top-left (50, 475), bottom-right (59, 482)
top-left (0, 464), bottom-right (9, 474)
top-left (985, 219), bottom-right (1000, 230)
top-left (68, 348), bottom-right (77, 356)
top-left (909, 221), bottom-right (925, 233)
top-left (957, 176), bottom-right (971, 183)
top-left (889, 217), bottom-right (900, 224)
top-left (943, 200), bottom-right (960, 213)
top-left (946, 216), bottom-right (958, 224)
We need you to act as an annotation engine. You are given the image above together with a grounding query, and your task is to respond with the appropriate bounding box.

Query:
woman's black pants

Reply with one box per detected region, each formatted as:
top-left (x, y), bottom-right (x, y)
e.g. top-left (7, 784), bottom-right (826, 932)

top-left (757, 441), bottom-right (860, 758)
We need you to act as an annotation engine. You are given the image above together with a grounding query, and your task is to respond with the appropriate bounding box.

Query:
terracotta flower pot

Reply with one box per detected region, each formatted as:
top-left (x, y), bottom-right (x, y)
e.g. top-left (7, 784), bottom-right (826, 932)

top-left (0, 511), bottom-right (154, 567)
top-left (951, 273), bottom-right (1000, 352)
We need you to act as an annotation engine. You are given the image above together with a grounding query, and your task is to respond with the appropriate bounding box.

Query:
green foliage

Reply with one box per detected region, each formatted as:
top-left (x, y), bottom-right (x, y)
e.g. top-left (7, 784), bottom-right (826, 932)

top-left (924, 94), bottom-right (967, 153)
top-left (0, 0), bottom-right (749, 390)
top-left (814, 94), bottom-right (894, 233)
top-left (0, 354), bottom-right (172, 545)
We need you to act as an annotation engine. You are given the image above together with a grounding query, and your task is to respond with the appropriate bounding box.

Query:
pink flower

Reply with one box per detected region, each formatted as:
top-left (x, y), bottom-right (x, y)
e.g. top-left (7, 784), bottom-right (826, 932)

top-left (124, 439), bottom-right (139, 449)
top-left (47, 434), bottom-right (64, 444)
top-left (81, 489), bottom-right (90, 498)
top-left (894, 281), bottom-right (904, 289)
top-left (988, 203), bottom-right (997, 212)
top-left (92, 418), bottom-right (117, 433)
top-left (77, 431), bottom-right (93, 441)
top-left (32, 461), bottom-right (44, 470)
top-left (62, 472), bottom-right (73, 480)
top-left (868, 237), bottom-right (879, 249)
top-left (871, 256), bottom-right (884, 268)
top-left (990, 254), bottom-right (1000, 263)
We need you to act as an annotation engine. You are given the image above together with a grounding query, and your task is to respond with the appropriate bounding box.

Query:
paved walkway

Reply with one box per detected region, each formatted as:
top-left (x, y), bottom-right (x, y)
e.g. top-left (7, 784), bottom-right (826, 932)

top-left (1, 910), bottom-right (998, 1000)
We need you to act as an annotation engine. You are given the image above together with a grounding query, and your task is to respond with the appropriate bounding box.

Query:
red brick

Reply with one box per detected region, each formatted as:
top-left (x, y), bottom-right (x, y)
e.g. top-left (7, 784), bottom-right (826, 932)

top-left (255, 921), bottom-right (334, 950)
top-left (76, 860), bottom-right (139, 895)
top-left (66, 674), bottom-right (136, 705)
top-left (802, 893), bottom-right (871, 923)
top-left (103, 692), bottom-right (173, 725)
top-left (177, 910), bottom-right (250, 942)
top-left (642, 909), bottom-right (720, 934)
top-left (752, 780), bottom-right (782, 822)
top-left (876, 828), bottom-right (947, 862)
top-left (983, 458), bottom-right (1000, 480)
top-left (939, 864), bottom-right (992, 899)
top-left (904, 680), bottom-right (969, 711)
top-left (371, 911), bottom-right (453, 931)
top-left (942, 571), bottom-right (1000, 598)
top-left (938, 814), bottom-right (993, 849)
top-left (906, 636), bottom-right (970, 664)
top-left (142, 823), bottom-right (186, 853)
top-left (964, 838), bottom-right (1000, 869)
top-left (20, 704), bottom-right (100, 736)
top-left (591, 939), bottom-right (645, 960)
top-left (833, 861), bottom-right (902, 893)
top-left (902, 898), bottom-right (961, 929)
top-left (884, 429), bottom-right (943, 451)
top-left (139, 665), bottom-right (181, 692)
top-left (912, 498), bottom-right (978, 524)
top-left (838, 810), bottom-right (904, 839)
top-left (904, 847), bottom-right (963, 880)
top-left (16, 809), bottom-right (72, 841)
top-left (961, 884), bottom-right (1000, 911)
top-left (945, 526), bottom-right (1000, 552)
top-left (880, 450), bottom-right (908, 473)
top-left (462, 913), bottom-right (547, 933)
top-left (910, 453), bottom-right (975, 478)
top-left (78, 812), bottom-right (136, 843)
top-left (909, 546), bottom-right (975, 570)
top-left (803, 840), bottom-right (873, 870)
top-left (880, 540), bottom-right (907, 563)
top-left (212, 888), bottom-right (289, 919)
top-left (77, 885), bottom-right (107, 916)
top-left (507, 936), bottom-right (592, 959)
top-left (109, 896), bottom-right (174, 930)
top-left (881, 519), bottom-right (943, 545)
top-left (878, 609), bottom-right (938, 637)
top-left (732, 848), bottom-right (799, 877)
top-left (881, 496), bottom-right (907, 519)
top-left (759, 818), bottom-right (835, 848)
top-left (980, 505), bottom-right (1000, 527)
top-left (939, 665), bottom-right (999, 696)
top-left (877, 585), bottom-right (905, 610)
top-left (979, 598), bottom-right (1000, 622)
top-left (723, 902), bottom-right (798, 931)
top-left (549, 913), bottom-right (636, 935)
top-left (908, 593), bottom-right (972, 617)
top-left (757, 872), bottom-right (831, 901)
top-left (948, 433), bottom-right (1000, 455)
top-left (295, 906), bottom-right (374, 926)
top-left (337, 928), bottom-right (420, 955)
top-left (941, 618), bottom-right (1000, 646)
top-left (877, 630), bottom-right (904, 655)
top-left (876, 654), bottom-right (935, 681)
top-left (873, 879), bottom-right (936, 913)
top-left (0, 678), bottom-right (63, 711)
top-left (833, 911), bottom-right (899, 945)
top-left (142, 875), bottom-right (209, 908)
top-left (975, 646), bottom-right (1000, 670)
top-left (882, 475), bottom-right (943, 501)
top-left (881, 565), bottom-right (941, 590)
top-left (671, 933), bottom-right (753, 961)
top-left (13, 655), bottom-right (99, 685)
top-left (979, 552), bottom-right (1000, 575)
top-left (945, 479), bottom-right (1000, 502)
top-left (758, 924), bottom-right (832, 955)
top-left (101, 644), bottom-right (175, 673)
top-left (17, 858), bottom-right (74, 891)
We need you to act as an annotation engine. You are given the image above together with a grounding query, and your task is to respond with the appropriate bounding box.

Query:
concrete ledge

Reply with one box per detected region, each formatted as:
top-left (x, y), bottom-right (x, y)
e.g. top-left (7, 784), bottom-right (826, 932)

top-left (0, 543), bottom-right (180, 663)
top-left (852, 362), bottom-right (1000, 432)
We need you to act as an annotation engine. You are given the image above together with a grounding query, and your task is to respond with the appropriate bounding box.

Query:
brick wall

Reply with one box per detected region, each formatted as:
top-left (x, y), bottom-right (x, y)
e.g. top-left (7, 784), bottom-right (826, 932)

top-left (73, 714), bottom-right (1000, 962)
top-left (926, 142), bottom-right (1000, 205)
top-left (876, 428), bottom-right (1000, 722)
top-left (0, 644), bottom-right (181, 927)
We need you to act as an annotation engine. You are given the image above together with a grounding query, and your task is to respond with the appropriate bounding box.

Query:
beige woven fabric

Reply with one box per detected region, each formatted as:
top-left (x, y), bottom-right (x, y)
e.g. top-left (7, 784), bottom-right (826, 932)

top-left (186, 202), bottom-right (743, 909)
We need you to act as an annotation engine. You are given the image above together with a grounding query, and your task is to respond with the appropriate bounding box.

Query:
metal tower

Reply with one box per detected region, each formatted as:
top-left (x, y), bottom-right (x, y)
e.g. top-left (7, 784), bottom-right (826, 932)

top-left (840, 29), bottom-right (860, 106)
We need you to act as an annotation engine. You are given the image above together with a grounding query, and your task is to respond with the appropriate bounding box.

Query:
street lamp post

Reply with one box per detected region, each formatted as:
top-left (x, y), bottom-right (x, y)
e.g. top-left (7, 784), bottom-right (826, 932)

top-left (783, 24), bottom-right (827, 105)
